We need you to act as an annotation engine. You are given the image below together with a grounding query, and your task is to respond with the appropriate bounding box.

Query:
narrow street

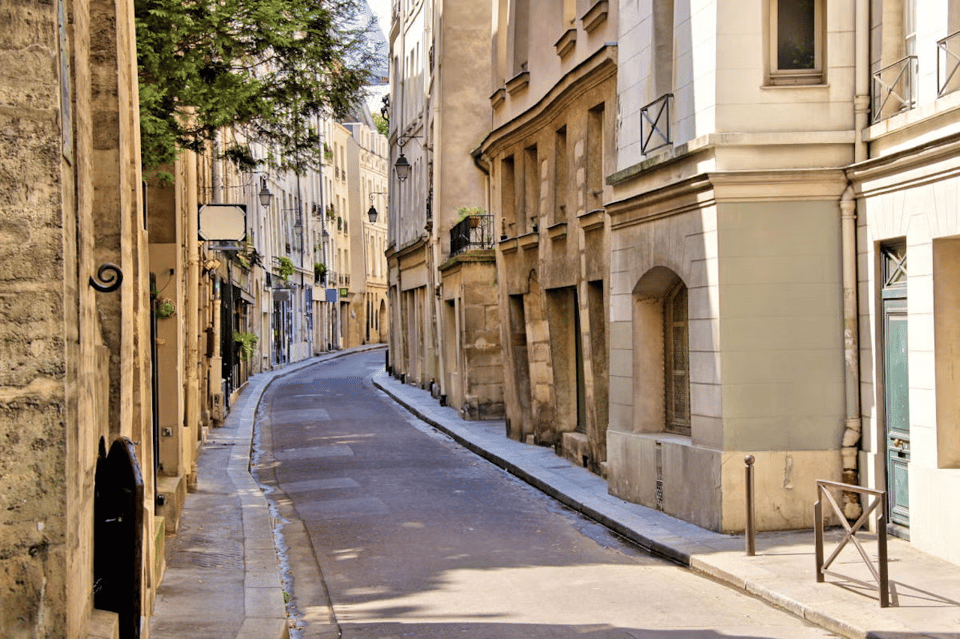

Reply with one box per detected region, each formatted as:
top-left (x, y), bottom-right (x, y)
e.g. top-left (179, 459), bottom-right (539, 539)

top-left (253, 350), bottom-right (836, 639)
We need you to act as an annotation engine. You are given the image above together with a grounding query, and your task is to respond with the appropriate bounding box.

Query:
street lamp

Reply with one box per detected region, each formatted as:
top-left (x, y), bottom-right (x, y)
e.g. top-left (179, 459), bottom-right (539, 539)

top-left (394, 133), bottom-right (423, 183)
top-left (258, 176), bottom-right (274, 208)
top-left (394, 152), bottom-right (411, 183)
top-left (367, 191), bottom-right (388, 224)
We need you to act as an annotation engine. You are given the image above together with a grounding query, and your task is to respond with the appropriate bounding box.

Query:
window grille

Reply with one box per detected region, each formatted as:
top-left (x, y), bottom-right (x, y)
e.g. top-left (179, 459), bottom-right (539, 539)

top-left (664, 282), bottom-right (690, 435)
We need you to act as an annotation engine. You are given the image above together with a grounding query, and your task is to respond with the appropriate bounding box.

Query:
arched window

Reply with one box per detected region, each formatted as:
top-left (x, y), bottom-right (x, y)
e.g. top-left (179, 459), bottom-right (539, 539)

top-left (632, 267), bottom-right (691, 436)
top-left (664, 281), bottom-right (690, 434)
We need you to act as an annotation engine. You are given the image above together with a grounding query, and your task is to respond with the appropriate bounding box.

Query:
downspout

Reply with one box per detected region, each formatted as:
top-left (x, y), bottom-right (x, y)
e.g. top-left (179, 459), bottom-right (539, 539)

top-left (854, 0), bottom-right (870, 163)
top-left (184, 153), bottom-right (201, 489)
top-left (838, 0), bottom-right (870, 520)
top-left (430, 8), bottom-right (446, 403)
top-left (840, 185), bottom-right (862, 520)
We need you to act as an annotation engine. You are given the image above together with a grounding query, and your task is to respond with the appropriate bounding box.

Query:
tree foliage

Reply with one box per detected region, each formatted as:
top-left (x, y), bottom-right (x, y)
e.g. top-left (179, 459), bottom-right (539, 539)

top-left (372, 112), bottom-right (388, 137)
top-left (136, 0), bottom-right (382, 174)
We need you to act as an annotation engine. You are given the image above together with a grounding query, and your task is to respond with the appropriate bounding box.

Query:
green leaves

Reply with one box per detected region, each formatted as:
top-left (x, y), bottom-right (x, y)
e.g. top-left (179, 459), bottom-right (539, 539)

top-left (136, 0), bottom-right (382, 173)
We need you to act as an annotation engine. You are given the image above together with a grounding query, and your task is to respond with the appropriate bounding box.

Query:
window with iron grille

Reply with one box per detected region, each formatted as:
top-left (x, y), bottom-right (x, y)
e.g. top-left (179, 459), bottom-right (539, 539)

top-left (664, 281), bottom-right (690, 435)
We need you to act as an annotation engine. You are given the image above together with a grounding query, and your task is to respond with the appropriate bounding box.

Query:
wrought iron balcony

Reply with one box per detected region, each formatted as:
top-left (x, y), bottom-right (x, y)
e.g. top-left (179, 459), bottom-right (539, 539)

top-left (939, 31), bottom-right (960, 97)
top-left (449, 214), bottom-right (494, 258)
top-left (640, 93), bottom-right (673, 155)
top-left (872, 55), bottom-right (918, 122)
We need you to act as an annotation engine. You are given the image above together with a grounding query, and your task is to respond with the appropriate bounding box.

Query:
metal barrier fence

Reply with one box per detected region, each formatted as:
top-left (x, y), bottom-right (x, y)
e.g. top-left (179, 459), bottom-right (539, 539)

top-left (814, 479), bottom-right (890, 607)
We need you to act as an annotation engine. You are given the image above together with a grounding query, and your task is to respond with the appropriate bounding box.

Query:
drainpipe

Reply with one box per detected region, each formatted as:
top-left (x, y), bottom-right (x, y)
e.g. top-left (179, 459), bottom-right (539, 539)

top-left (840, 185), bottom-right (863, 520)
top-left (184, 152), bottom-right (201, 489)
top-left (836, 0), bottom-right (870, 519)
top-left (854, 0), bottom-right (870, 163)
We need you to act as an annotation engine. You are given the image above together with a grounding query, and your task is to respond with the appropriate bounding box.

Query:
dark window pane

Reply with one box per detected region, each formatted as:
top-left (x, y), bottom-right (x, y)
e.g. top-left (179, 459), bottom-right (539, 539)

top-left (778, 0), bottom-right (816, 70)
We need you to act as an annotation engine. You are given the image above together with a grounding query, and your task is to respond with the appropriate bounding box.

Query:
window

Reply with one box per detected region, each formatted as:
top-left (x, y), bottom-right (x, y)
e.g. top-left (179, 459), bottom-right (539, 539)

top-left (770, 0), bottom-right (822, 84)
top-left (587, 103), bottom-right (605, 210)
top-left (501, 155), bottom-right (516, 237)
top-left (653, 0), bottom-right (674, 98)
top-left (664, 281), bottom-right (690, 435)
top-left (554, 126), bottom-right (568, 224)
top-left (524, 145), bottom-right (539, 233)
top-left (510, 0), bottom-right (530, 77)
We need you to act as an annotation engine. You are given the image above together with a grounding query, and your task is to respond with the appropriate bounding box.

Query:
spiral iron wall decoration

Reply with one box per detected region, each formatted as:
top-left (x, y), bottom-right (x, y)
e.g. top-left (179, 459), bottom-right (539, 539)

top-left (89, 263), bottom-right (123, 293)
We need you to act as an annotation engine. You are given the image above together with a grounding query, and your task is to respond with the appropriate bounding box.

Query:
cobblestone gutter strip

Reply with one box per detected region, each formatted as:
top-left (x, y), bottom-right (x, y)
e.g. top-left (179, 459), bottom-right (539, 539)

top-left (246, 346), bottom-right (386, 639)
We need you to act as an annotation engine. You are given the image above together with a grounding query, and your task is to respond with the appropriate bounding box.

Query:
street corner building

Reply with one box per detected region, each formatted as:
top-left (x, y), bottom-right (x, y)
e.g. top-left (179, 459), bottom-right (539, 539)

top-left (386, 0), bottom-right (960, 570)
top-left (1, 0), bottom-right (159, 636)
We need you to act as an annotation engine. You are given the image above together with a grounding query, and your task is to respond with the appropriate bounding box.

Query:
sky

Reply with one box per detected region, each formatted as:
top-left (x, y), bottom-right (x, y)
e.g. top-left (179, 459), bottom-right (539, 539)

top-left (367, 0), bottom-right (392, 35)
top-left (364, 0), bottom-right (392, 114)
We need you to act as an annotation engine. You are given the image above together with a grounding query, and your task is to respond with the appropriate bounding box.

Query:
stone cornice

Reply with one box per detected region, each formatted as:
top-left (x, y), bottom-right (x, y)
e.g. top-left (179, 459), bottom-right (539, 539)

top-left (393, 236), bottom-right (429, 262)
top-left (518, 231), bottom-right (540, 251)
top-left (848, 129), bottom-right (960, 198)
top-left (581, 0), bottom-right (609, 33)
top-left (609, 131), bottom-right (853, 187)
top-left (547, 221), bottom-right (569, 240)
top-left (577, 209), bottom-right (605, 232)
top-left (478, 45), bottom-right (618, 159)
top-left (499, 237), bottom-right (519, 254)
top-left (607, 175), bottom-right (714, 230)
top-left (554, 29), bottom-right (577, 59)
top-left (438, 249), bottom-right (497, 273)
top-left (607, 168), bottom-right (847, 230)
top-left (506, 71), bottom-right (530, 95)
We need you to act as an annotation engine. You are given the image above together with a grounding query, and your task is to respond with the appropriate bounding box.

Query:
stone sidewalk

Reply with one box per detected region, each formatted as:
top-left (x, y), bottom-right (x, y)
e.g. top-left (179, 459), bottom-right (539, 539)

top-left (150, 345), bottom-right (385, 639)
top-left (150, 350), bottom-right (960, 639)
top-left (372, 372), bottom-right (960, 639)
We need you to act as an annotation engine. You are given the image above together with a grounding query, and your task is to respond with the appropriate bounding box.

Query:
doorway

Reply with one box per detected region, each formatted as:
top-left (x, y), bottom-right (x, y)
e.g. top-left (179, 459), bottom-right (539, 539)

top-left (881, 241), bottom-right (910, 530)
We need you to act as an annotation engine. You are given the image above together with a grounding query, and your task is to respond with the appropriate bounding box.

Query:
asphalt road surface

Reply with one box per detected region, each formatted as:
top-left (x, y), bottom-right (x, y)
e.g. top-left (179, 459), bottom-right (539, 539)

top-left (254, 350), bottom-right (837, 639)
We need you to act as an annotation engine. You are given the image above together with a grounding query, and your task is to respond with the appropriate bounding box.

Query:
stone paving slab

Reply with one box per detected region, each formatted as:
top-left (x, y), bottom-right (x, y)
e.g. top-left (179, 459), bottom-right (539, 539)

top-left (373, 372), bottom-right (960, 639)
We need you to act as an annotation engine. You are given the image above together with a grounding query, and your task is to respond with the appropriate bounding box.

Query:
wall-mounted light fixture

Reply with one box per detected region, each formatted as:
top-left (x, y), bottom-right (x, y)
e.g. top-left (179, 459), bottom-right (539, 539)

top-left (394, 134), bottom-right (425, 183)
top-left (258, 176), bottom-right (274, 208)
top-left (394, 153), bottom-right (411, 182)
top-left (366, 191), bottom-right (389, 223)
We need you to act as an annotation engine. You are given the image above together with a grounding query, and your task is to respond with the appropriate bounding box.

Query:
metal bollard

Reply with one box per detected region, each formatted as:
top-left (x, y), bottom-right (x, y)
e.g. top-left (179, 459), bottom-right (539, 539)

top-left (745, 454), bottom-right (755, 556)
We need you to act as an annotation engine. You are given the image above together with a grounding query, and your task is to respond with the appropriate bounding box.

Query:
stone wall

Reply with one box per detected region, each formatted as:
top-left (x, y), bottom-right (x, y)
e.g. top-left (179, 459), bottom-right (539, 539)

top-left (0, 0), bottom-right (75, 634)
top-left (1, 0), bottom-right (153, 635)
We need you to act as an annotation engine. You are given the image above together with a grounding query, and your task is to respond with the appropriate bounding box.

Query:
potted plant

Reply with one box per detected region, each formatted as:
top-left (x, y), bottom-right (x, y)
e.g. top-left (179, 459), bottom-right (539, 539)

top-left (278, 256), bottom-right (295, 284)
top-left (156, 297), bottom-right (175, 319)
top-left (456, 206), bottom-right (485, 226)
top-left (233, 331), bottom-right (259, 360)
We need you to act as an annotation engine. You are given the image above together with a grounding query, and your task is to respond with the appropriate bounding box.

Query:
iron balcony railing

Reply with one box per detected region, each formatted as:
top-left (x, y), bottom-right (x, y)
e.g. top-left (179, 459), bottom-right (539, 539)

top-left (640, 93), bottom-right (673, 155)
top-left (938, 30), bottom-right (960, 97)
top-left (872, 55), bottom-right (918, 122)
top-left (449, 214), bottom-right (494, 258)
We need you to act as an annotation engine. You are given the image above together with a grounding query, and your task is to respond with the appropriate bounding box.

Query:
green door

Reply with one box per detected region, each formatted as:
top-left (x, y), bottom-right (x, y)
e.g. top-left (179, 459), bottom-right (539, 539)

top-left (882, 243), bottom-right (909, 528)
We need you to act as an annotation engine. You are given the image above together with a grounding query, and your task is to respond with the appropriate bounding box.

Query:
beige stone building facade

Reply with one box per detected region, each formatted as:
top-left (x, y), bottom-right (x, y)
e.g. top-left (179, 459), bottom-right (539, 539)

top-left (345, 116), bottom-right (389, 348)
top-left (478, 0), bottom-right (618, 470)
top-left (388, 0), bottom-right (960, 568)
top-left (1, 0), bottom-right (160, 635)
top-left (387, 0), bottom-right (504, 418)
top-left (847, 0), bottom-right (960, 566)
top-left (604, 0), bottom-right (857, 533)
